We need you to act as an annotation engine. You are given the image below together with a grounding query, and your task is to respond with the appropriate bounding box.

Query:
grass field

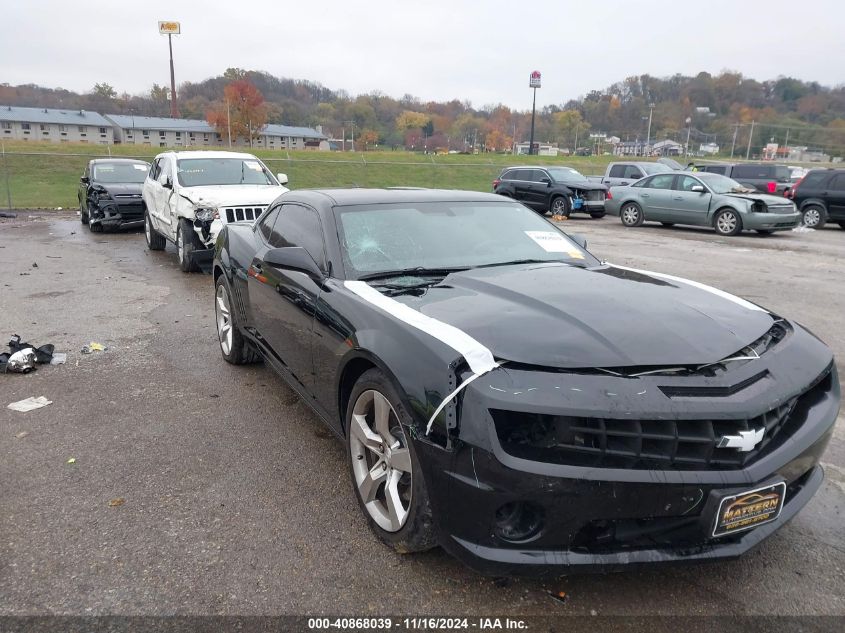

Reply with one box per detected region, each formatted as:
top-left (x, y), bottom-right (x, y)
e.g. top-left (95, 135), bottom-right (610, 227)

top-left (0, 140), bottom-right (629, 209)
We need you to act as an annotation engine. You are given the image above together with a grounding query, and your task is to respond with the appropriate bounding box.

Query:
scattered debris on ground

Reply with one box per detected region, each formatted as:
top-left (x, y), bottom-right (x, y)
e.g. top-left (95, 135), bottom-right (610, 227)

top-left (80, 342), bottom-right (107, 355)
top-left (1, 334), bottom-right (59, 373)
top-left (547, 590), bottom-right (569, 604)
top-left (109, 498), bottom-right (125, 507)
top-left (7, 396), bottom-right (53, 412)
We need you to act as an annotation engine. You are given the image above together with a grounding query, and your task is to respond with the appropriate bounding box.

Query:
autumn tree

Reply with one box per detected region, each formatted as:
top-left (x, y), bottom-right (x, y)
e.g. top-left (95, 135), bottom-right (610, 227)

top-left (485, 129), bottom-right (513, 152)
top-left (395, 110), bottom-right (430, 131)
top-left (357, 129), bottom-right (379, 151)
top-left (207, 79), bottom-right (268, 147)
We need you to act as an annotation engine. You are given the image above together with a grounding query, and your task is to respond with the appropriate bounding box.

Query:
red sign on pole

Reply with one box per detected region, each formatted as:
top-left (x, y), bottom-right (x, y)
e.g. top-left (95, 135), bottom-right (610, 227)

top-left (529, 71), bottom-right (541, 88)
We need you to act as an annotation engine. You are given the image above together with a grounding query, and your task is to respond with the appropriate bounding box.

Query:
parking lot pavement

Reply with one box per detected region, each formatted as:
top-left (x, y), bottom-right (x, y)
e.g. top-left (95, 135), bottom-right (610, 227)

top-left (1, 211), bottom-right (844, 617)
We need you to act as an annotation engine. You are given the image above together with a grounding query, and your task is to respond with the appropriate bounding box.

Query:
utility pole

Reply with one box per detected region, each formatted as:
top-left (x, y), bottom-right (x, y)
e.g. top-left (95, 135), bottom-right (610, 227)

top-left (158, 22), bottom-right (182, 118)
top-left (685, 117), bottom-right (692, 157)
top-left (226, 99), bottom-right (232, 147)
top-left (645, 103), bottom-right (655, 157)
top-left (528, 71), bottom-right (541, 156)
top-left (746, 120), bottom-right (755, 160)
top-left (784, 128), bottom-right (790, 152)
top-left (730, 123), bottom-right (740, 158)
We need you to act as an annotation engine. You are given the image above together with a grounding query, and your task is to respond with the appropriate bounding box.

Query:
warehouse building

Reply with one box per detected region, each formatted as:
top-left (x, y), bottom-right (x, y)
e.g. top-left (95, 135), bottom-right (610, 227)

top-left (0, 105), bottom-right (115, 144)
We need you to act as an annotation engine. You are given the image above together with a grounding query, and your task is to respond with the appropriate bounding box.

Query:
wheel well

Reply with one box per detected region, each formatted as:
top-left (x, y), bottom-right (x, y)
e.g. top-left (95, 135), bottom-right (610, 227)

top-left (338, 357), bottom-right (377, 434)
top-left (213, 265), bottom-right (224, 284)
top-left (800, 200), bottom-right (827, 211)
top-left (712, 206), bottom-right (739, 226)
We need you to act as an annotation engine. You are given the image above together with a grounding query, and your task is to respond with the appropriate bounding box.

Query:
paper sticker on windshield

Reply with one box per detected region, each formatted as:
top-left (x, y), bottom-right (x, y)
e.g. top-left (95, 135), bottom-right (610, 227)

top-left (133, 164), bottom-right (148, 171)
top-left (244, 160), bottom-right (263, 171)
top-left (524, 231), bottom-right (584, 258)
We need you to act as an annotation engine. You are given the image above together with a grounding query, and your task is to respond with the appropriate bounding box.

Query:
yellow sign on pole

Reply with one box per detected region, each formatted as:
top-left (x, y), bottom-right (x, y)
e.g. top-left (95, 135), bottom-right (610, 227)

top-left (158, 21), bottom-right (181, 35)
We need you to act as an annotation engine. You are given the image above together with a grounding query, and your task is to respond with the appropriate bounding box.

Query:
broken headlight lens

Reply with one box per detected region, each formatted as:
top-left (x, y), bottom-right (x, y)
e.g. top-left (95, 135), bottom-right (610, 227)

top-left (195, 207), bottom-right (219, 222)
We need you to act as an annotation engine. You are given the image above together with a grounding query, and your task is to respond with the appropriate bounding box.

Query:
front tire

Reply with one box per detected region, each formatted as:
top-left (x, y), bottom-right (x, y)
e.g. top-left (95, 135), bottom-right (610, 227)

top-left (620, 202), bottom-right (644, 227)
top-left (801, 205), bottom-right (826, 229)
top-left (177, 218), bottom-right (200, 273)
top-left (144, 209), bottom-right (166, 251)
top-left (550, 195), bottom-right (571, 217)
top-left (80, 200), bottom-right (89, 225)
top-left (347, 369), bottom-right (436, 554)
top-left (214, 276), bottom-right (260, 365)
top-left (714, 208), bottom-right (742, 236)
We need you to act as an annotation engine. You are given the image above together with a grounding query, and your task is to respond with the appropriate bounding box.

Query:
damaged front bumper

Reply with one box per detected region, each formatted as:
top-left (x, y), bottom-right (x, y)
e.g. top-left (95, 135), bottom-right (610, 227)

top-left (418, 328), bottom-right (838, 576)
top-left (90, 200), bottom-right (145, 229)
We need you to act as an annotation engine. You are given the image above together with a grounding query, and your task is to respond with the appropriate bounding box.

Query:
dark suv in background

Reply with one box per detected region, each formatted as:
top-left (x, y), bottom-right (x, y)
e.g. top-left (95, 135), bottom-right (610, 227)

top-left (694, 163), bottom-right (792, 196)
top-left (493, 166), bottom-right (607, 217)
top-left (789, 168), bottom-right (845, 229)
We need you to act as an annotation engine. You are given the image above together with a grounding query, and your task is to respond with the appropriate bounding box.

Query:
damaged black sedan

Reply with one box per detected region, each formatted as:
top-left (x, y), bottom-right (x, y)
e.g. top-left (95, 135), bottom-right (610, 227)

top-left (212, 188), bottom-right (839, 575)
top-left (78, 158), bottom-right (149, 232)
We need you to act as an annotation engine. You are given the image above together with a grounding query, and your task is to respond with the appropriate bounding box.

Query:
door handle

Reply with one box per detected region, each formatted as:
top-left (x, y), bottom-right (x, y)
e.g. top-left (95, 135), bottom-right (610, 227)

top-left (673, 196), bottom-right (684, 200)
top-left (641, 193), bottom-right (650, 198)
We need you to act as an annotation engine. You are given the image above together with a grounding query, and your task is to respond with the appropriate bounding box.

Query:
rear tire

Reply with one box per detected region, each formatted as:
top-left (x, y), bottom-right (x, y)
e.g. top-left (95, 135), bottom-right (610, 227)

top-left (144, 209), bottom-right (166, 251)
top-left (177, 218), bottom-right (200, 273)
top-left (346, 368), bottom-right (437, 554)
top-left (714, 208), bottom-right (742, 236)
top-left (550, 195), bottom-right (571, 217)
top-left (214, 276), bottom-right (260, 365)
top-left (620, 202), bottom-right (644, 227)
top-left (801, 205), bottom-right (826, 229)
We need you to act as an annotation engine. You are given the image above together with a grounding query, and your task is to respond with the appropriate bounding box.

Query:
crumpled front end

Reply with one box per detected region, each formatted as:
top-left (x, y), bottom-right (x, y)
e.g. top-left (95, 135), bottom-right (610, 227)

top-left (421, 323), bottom-right (839, 576)
top-left (89, 189), bottom-right (145, 229)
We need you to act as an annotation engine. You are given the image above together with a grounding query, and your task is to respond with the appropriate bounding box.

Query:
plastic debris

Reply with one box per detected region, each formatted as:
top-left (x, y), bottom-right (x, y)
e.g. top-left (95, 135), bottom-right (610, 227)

top-left (81, 342), bottom-right (107, 355)
top-left (792, 225), bottom-right (815, 233)
top-left (50, 353), bottom-right (67, 365)
top-left (15, 431), bottom-right (29, 439)
top-left (66, 457), bottom-right (76, 465)
top-left (109, 498), bottom-right (125, 507)
top-left (6, 348), bottom-right (37, 373)
top-left (7, 396), bottom-right (53, 412)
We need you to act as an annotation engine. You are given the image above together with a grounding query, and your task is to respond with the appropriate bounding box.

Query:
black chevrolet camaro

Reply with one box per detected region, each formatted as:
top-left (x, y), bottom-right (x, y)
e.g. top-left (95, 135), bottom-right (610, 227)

top-left (212, 188), bottom-right (839, 575)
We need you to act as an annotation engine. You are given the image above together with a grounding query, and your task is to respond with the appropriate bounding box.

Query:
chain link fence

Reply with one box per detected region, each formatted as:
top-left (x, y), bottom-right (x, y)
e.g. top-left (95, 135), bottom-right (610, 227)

top-left (0, 145), bottom-right (505, 210)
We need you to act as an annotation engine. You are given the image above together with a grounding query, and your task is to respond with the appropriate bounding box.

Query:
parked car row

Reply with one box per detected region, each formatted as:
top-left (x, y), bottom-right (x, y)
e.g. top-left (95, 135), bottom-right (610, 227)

top-left (71, 151), bottom-right (840, 577)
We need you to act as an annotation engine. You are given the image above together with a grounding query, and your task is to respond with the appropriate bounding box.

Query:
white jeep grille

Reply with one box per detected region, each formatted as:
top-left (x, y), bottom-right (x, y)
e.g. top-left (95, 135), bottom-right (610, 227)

top-left (223, 206), bottom-right (266, 223)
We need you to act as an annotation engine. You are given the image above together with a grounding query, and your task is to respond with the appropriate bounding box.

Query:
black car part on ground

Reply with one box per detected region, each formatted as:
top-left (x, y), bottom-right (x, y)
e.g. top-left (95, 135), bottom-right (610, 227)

top-left (212, 188), bottom-right (839, 575)
top-left (0, 334), bottom-right (55, 373)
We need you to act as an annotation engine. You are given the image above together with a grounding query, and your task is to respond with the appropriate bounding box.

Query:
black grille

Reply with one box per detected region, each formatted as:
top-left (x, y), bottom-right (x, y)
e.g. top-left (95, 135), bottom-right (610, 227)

top-left (492, 366), bottom-right (832, 470)
top-left (224, 206), bottom-right (264, 223)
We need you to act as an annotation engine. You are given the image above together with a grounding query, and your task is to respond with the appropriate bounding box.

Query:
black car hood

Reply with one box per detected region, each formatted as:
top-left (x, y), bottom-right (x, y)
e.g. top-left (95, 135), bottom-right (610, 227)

top-left (393, 263), bottom-right (774, 369)
top-left (93, 182), bottom-right (144, 196)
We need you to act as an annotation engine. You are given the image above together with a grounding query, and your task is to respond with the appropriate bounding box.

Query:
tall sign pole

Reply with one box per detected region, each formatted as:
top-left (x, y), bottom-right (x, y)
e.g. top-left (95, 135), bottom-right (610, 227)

top-left (158, 21), bottom-right (181, 118)
top-left (528, 71), bottom-right (541, 156)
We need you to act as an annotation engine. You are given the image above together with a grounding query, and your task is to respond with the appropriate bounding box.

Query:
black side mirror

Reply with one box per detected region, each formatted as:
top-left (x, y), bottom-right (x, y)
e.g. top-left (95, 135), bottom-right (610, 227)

top-left (263, 246), bottom-right (324, 280)
top-left (540, 177), bottom-right (551, 185)
top-left (80, 176), bottom-right (89, 184)
top-left (163, 177), bottom-right (173, 189)
top-left (569, 234), bottom-right (587, 250)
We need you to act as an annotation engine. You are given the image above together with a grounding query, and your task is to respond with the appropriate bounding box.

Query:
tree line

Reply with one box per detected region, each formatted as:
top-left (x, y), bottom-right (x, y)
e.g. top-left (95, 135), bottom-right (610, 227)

top-left (2, 69), bottom-right (845, 156)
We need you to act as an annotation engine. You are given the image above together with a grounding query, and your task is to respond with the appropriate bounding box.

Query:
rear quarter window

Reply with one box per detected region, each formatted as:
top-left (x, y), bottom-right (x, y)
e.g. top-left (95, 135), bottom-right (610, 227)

top-left (800, 171), bottom-right (829, 189)
top-left (609, 165), bottom-right (626, 178)
top-left (731, 164), bottom-right (766, 179)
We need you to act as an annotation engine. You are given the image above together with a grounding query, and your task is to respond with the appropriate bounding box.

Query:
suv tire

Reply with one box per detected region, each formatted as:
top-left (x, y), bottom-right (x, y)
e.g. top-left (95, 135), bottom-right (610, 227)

top-left (145, 209), bottom-right (166, 251)
top-left (801, 205), bottom-right (826, 229)
top-left (177, 218), bottom-right (201, 273)
top-left (550, 195), bottom-right (571, 217)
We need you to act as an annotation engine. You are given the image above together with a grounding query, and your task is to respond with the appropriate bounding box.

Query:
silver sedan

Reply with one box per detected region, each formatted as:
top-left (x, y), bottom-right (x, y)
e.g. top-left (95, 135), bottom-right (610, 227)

top-left (605, 172), bottom-right (801, 236)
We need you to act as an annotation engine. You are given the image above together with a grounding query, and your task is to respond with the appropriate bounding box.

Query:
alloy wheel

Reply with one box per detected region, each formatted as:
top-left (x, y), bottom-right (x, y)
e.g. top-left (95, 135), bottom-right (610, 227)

top-left (177, 227), bottom-right (184, 263)
top-left (622, 204), bottom-right (639, 225)
top-left (803, 207), bottom-right (820, 227)
top-left (717, 211), bottom-right (737, 234)
top-left (551, 198), bottom-right (566, 213)
top-left (215, 283), bottom-right (233, 356)
top-left (145, 214), bottom-right (152, 243)
top-left (349, 389), bottom-right (413, 532)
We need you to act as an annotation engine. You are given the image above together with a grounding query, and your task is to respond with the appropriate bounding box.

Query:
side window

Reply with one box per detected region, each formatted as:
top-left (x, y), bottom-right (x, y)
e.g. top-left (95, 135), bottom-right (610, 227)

top-left (257, 206), bottom-right (280, 243)
top-left (829, 174), bottom-right (845, 191)
top-left (148, 159), bottom-right (160, 181)
top-left (157, 158), bottom-right (171, 185)
top-left (732, 165), bottom-right (763, 179)
top-left (648, 174), bottom-right (676, 190)
top-left (608, 164), bottom-right (626, 178)
top-left (624, 166), bottom-right (644, 180)
top-left (269, 204), bottom-right (325, 268)
top-left (676, 175), bottom-right (702, 191)
top-left (532, 170), bottom-right (550, 182)
top-left (510, 169), bottom-right (528, 181)
top-left (799, 171), bottom-right (827, 189)
top-left (702, 165), bottom-right (726, 175)
top-left (501, 170), bottom-right (516, 181)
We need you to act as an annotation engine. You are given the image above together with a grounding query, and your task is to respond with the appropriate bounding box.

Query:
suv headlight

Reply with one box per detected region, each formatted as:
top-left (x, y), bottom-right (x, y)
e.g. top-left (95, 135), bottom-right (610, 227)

top-left (195, 207), bottom-right (219, 222)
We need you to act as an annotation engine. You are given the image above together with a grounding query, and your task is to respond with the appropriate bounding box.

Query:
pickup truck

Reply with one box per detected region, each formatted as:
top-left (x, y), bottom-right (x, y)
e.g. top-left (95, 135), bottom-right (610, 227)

top-left (588, 161), bottom-right (675, 188)
top-left (142, 150), bottom-right (289, 272)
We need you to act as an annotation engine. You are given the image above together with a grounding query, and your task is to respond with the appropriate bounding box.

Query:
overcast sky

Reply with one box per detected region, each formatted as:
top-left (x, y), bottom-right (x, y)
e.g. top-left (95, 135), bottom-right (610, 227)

top-left (3, 0), bottom-right (843, 110)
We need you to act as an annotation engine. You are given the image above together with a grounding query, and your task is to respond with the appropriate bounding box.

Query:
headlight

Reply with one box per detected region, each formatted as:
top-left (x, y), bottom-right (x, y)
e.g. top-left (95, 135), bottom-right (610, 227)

top-left (195, 207), bottom-right (219, 222)
top-left (94, 188), bottom-right (112, 200)
top-left (750, 201), bottom-right (768, 213)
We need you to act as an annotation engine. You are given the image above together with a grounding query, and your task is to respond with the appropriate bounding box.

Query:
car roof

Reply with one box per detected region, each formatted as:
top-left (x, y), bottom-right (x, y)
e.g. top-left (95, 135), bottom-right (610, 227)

top-left (89, 158), bottom-right (149, 165)
top-left (154, 150), bottom-right (261, 160)
top-left (279, 188), bottom-right (508, 207)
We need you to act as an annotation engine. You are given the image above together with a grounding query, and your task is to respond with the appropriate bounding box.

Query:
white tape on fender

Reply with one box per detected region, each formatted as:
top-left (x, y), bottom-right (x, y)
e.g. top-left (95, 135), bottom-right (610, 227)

top-left (344, 280), bottom-right (500, 435)
top-left (610, 265), bottom-right (767, 313)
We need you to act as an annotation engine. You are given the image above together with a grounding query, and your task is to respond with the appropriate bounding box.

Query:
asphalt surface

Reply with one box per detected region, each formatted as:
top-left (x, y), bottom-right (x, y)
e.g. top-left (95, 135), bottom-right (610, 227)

top-left (1, 210), bottom-right (843, 617)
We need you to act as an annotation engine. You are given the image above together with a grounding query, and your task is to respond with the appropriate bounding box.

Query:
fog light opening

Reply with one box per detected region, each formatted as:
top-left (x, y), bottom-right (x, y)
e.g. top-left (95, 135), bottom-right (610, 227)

top-left (493, 501), bottom-right (544, 543)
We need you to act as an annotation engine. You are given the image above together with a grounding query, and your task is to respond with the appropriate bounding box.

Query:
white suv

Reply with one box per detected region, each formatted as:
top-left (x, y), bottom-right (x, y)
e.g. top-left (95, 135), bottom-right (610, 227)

top-left (142, 150), bottom-right (289, 272)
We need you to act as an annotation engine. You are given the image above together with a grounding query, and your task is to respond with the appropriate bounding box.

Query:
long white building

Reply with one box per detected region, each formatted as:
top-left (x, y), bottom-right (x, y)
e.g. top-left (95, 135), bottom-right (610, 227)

top-left (0, 105), bottom-right (115, 144)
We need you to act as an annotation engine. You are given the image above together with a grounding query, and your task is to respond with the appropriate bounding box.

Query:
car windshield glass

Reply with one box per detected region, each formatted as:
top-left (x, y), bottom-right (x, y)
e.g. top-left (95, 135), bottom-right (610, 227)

top-left (92, 162), bottom-right (148, 183)
top-left (642, 163), bottom-right (672, 175)
top-left (176, 158), bottom-right (276, 187)
top-left (696, 173), bottom-right (755, 194)
top-left (547, 167), bottom-right (588, 183)
top-left (335, 201), bottom-right (600, 278)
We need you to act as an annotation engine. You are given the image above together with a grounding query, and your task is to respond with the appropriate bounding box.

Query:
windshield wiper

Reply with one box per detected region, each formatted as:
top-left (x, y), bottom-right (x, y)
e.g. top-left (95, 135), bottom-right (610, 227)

top-left (357, 266), bottom-right (470, 282)
top-left (476, 258), bottom-right (589, 269)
